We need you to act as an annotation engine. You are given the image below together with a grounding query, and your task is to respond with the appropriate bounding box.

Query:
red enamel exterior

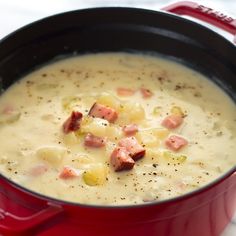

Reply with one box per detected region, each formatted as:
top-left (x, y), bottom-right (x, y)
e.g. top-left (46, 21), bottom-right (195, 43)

top-left (161, 1), bottom-right (236, 42)
top-left (0, 1), bottom-right (236, 236)
top-left (0, 172), bottom-right (236, 236)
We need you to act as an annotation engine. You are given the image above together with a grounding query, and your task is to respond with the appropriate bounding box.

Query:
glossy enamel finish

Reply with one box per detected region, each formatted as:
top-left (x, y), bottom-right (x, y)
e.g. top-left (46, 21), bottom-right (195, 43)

top-left (0, 4), bottom-right (236, 236)
top-left (0, 172), bottom-right (235, 235)
top-left (162, 1), bottom-right (236, 42)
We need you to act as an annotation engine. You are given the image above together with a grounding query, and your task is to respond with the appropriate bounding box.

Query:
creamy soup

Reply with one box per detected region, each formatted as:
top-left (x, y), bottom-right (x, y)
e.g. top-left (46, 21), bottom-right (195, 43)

top-left (0, 53), bottom-right (235, 205)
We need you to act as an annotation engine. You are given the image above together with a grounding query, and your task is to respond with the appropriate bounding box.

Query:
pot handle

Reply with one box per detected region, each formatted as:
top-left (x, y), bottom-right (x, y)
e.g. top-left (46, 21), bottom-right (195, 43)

top-left (161, 1), bottom-right (236, 43)
top-left (0, 202), bottom-right (63, 235)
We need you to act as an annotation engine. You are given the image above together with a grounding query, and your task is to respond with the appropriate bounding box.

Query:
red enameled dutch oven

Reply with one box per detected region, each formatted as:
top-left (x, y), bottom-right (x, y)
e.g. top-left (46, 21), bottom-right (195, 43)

top-left (0, 1), bottom-right (236, 236)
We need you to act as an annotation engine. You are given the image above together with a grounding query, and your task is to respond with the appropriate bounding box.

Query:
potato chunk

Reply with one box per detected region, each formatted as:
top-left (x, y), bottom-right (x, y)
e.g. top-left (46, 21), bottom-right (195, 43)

top-left (118, 102), bottom-right (145, 125)
top-left (124, 102), bottom-right (145, 121)
top-left (63, 132), bottom-right (78, 145)
top-left (83, 164), bottom-right (108, 186)
top-left (136, 128), bottom-right (169, 148)
top-left (153, 128), bottom-right (170, 139)
top-left (96, 93), bottom-right (121, 111)
top-left (36, 146), bottom-right (67, 165)
top-left (136, 130), bottom-right (159, 148)
top-left (80, 117), bottom-right (109, 137)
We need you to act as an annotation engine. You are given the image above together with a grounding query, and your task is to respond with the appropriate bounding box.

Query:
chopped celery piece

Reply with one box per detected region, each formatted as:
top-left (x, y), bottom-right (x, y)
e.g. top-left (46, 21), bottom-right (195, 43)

top-left (163, 151), bottom-right (187, 164)
top-left (153, 106), bottom-right (162, 115)
top-left (62, 96), bottom-right (81, 111)
top-left (170, 106), bottom-right (184, 117)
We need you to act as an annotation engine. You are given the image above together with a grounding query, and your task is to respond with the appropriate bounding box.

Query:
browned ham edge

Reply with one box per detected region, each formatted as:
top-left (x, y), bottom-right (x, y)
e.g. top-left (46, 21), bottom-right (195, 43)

top-left (110, 136), bottom-right (146, 172)
top-left (140, 88), bottom-right (153, 98)
top-left (110, 147), bottom-right (135, 171)
top-left (88, 103), bottom-right (118, 123)
top-left (63, 111), bottom-right (83, 134)
top-left (118, 136), bottom-right (146, 161)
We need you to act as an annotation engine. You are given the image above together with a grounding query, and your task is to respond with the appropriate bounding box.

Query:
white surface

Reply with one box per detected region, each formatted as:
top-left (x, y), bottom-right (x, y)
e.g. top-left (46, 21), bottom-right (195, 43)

top-left (0, 0), bottom-right (235, 235)
top-left (0, 0), bottom-right (236, 40)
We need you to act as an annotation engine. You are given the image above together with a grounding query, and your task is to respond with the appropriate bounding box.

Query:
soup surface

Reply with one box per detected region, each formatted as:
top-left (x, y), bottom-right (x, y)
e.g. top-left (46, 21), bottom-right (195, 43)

top-left (0, 53), bottom-right (235, 205)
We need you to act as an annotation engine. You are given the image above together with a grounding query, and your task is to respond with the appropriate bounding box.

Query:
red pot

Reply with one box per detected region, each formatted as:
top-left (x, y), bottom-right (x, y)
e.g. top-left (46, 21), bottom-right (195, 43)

top-left (0, 1), bottom-right (236, 236)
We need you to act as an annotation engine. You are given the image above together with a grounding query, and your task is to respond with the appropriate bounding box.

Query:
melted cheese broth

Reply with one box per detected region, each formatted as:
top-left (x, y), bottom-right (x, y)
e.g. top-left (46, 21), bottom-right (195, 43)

top-left (0, 53), bottom-right (235, 205)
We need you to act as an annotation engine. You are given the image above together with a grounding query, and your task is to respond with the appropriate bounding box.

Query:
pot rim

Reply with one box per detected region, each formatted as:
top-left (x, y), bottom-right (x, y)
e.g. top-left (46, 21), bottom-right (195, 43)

top-left (1, 164), bottom-right (235, 210)
top-left (0, 6), bottom-right (235, 209)
top-left (1, 6), bottom-right (236, 48)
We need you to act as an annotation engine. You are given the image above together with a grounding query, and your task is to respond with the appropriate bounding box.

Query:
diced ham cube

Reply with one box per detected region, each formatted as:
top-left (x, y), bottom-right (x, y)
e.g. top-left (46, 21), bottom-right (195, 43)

top-left (118, 136), bottom-right (145, 161)
top-left (63, 111), bottom-right (83, 134)
top-left (161, 115), bottom-right (183, 129)
top-left (165, 135), bottom-right (188, 151)
top-left (140, 88), bottom-right (153, 98)
top-left (110, 147), bottom-right (135, 171)
top-left (29, 164), bottom-right (48, 176)
top-left (176, 180), bottom-right (187, 191)
top-left (2, 105), bottom-right (15, 114)
top-left (0, 105), bottom-right (21, 123)
top-left (117, 88), bottom-right (135, 96)
top-left (59, 166), bottom-right (80, 179)
top-left (84, 133), bottom-right (106, 148)
top-left (122, 124), bottom-right (138, 136)
top-left (88, 103), bottom-right (118, 123)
